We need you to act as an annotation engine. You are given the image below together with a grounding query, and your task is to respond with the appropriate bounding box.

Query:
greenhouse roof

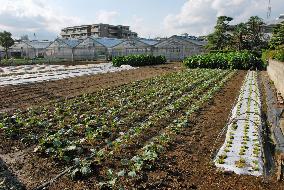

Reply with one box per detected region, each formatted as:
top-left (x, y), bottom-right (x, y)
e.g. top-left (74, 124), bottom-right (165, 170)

top-left (89, 37), bottom-right (124, 48)
top-left (174, 35), bottom-right (206, 46)
top-left (25, 41), bottom-right (51, 49)
top-left (139, 38), bottom-right (159, 46)
top-left (57, 38), bottom-right (81, 48)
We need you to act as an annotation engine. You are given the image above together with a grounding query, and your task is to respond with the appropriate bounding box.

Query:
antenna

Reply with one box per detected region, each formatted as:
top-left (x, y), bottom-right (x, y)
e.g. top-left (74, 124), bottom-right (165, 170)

top-left (267, 0), bottom-right (272, 19)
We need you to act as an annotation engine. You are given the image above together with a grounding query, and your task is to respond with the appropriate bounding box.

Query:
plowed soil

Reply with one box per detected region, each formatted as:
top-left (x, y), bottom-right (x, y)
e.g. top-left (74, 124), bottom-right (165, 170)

top-left (1, 68), bottom-right (284, 190)
top-left (133, 71), bottom-right (284, 190)
top-left (0, 63), bottom-right (183, 112)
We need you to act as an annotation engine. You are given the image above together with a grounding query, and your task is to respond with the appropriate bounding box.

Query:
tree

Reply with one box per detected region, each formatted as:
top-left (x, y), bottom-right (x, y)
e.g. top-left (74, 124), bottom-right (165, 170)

top-left (0, 31), bottom-right (14, 59)
top-left (269, 21), bottom-right (284, 49)
top-left (246, 16), bottom-right (267, 50)
top-left (207, 16), bottom-right (233, 50)
top-left (20, 34), bottom-right (29, 41)
top-left (232, 23), bottom-right (248, 50)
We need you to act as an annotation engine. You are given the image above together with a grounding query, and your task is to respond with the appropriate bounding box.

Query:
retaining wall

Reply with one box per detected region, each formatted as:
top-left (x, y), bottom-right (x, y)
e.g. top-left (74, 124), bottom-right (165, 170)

top-left (267, 59), bottom-right (284, 97)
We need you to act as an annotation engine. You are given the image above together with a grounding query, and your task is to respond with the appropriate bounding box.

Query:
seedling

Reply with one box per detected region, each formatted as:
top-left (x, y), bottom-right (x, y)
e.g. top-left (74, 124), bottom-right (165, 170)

top-left (217, 154), bottom-right (227, 164)
top-left (235, 158), bottom-right (246, 168)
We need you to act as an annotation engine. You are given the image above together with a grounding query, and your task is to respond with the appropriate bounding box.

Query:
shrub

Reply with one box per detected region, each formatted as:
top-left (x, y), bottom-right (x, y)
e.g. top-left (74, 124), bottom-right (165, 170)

top-left (112, 55), bottom-right (166, 67)
top-left (184, 51), bottom-right (265, 70)
top-left (274, 49), bottom-right (284, 62)
top-left (262, 48), bottom-right (284, 63)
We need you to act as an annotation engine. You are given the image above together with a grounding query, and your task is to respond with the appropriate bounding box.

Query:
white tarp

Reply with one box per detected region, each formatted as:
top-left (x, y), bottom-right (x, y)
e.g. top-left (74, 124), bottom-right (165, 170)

top-left (214, 71), bottom-right (264, 176)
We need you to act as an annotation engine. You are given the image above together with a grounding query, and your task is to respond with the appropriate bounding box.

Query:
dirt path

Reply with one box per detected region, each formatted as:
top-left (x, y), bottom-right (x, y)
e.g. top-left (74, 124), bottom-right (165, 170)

top-left (0, 63), bottom-right (183, 112)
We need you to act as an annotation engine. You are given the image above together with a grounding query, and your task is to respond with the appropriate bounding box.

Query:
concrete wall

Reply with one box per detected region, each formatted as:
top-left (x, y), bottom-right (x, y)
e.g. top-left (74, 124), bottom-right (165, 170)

top-left (267, 59), bottom-right (284, 97)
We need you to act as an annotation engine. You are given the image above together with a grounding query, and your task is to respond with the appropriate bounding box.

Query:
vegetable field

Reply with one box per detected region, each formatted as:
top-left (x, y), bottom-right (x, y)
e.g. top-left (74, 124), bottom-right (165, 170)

top-left (0, 63), bottom-right (135, 87)
top-left (1, 62), bottom-right (284, 190)
top-left (1, 68), bottom-right (235, 189)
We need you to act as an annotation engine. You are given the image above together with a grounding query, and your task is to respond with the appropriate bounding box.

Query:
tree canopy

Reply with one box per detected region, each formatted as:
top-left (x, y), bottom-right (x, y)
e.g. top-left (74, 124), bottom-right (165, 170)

top-left (206, 16), bottom-right (267, 52)
top-left (269, 21), bottom-right (284, 49)
top-left (0, 31), bottom-right (14, 59)
top-left (207, 16), bottom-right (233, 50)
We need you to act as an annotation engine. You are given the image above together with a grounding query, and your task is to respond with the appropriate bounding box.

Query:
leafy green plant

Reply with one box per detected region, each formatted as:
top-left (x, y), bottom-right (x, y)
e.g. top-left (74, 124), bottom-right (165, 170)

top-left (235, 158), bottom-right (246, 168)
top-left (71, 158), bottom-right (92, 180)
top-left (184, 51), bottom-right (264, 70)
top-left (112, 55), bottom-right (166, 67)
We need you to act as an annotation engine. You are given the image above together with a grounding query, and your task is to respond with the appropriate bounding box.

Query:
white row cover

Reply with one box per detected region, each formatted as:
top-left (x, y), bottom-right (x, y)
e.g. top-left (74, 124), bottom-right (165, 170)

top-left (215, 71), bottom-right (264, 176)
top-left (0, 63), bottom-right (136, 87)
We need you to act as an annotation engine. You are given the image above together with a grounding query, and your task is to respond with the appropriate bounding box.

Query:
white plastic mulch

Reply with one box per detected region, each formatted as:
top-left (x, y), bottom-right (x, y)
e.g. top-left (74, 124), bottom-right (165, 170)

top-left (0, 63), bottom-right (136, 86)
top-left (214, 71), bottom-right (264, 176)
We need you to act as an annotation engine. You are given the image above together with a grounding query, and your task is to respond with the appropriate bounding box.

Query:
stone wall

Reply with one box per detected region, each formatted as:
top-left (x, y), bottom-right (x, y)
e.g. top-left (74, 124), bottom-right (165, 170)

top-left (267, 59), bottom-right (284, 97)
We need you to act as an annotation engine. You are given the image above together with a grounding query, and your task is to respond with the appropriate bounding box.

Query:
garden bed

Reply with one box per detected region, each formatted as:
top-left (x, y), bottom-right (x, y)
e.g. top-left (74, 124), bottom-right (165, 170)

top-left (214, 71), bottom-right (264, 176)
top-left (0, 63), bottom-right (136, 86)
top-left (0, 63), bottom-right (183, 111)
top-left (1, 68), bottom-right (235, 189)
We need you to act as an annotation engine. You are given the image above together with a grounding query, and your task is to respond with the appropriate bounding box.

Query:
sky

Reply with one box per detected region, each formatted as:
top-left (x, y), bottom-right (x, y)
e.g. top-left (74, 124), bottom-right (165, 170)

top-left (0, 0), bottom-right (283, 40)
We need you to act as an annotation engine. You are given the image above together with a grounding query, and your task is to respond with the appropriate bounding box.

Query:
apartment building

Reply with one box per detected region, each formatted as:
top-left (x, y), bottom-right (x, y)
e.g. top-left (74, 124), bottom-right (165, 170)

top-left (61, 24), bottom-right (138, 39)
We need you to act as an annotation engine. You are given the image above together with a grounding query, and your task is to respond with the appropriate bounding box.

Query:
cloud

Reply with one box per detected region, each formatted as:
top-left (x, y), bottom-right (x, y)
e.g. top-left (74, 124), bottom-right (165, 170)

top-left (125, 15), bottom-right (157, 38)
top-left (163, 0), bottom-right (284, 37)
top-left (0, 0), bottom-right (283, 39)
top-left (0, 0), bottom-right (82, 40)
top-left (95, 10), bottom-right (118, 24)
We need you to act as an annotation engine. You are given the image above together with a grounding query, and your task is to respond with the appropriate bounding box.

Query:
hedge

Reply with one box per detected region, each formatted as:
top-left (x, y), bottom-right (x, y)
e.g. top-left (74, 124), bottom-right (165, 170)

top-left (184, 51), bottom-right (265, 70)
top-left (112, 55), bottom-right (166, 67)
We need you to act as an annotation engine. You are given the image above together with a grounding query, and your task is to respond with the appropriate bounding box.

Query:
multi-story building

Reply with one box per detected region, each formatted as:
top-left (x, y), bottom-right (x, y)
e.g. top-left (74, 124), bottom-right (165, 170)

top-left (61, 24), bottom-right (138, 39)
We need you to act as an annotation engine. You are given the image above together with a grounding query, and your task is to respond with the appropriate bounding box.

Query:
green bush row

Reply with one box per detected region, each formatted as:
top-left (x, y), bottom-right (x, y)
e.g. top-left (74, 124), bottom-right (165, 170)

top-left (112, 55), bottom-right (166, 67)
top-left (184, 51), bottom-right (265, 70)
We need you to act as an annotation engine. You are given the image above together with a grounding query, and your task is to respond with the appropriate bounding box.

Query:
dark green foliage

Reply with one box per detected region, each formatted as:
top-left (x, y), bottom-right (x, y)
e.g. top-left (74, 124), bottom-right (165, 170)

top-left (207, 16), bottom-right (233, 50)
top-left (112, 55), bottom-right (166, 67)
top-left (206, 16), bottom-right (267, 52)
top-left (184, 51), bottom-right (264, 70)
top-left (0, 31), bottom-right (14, 60)
top-left (269, 21), bottom-right (284, 49)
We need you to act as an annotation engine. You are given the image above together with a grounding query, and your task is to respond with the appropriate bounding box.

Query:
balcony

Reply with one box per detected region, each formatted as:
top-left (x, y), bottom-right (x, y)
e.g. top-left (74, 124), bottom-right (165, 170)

top-left (91, 28), bottom-right (99, 33)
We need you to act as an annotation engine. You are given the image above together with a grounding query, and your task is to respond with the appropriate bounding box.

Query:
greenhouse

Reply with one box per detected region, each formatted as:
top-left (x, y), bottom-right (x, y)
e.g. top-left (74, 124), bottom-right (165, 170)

top-left (9, 40), bottom-right (51, 59)
top-left (45, 38), bottom-right (81, 61)
top-left (153, 35), bottom-right (206, 61)
top-left (42, 36), bottom-right (206, 61)
top-left (110, 38), bottom-right (156, 57)
top-left (74, 37), bottom-right (108, 60)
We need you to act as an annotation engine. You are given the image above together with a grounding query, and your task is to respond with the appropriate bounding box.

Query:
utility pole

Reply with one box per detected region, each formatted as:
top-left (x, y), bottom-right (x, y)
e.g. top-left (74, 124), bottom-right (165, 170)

top-left (267, 0), bottom-right (272, 20)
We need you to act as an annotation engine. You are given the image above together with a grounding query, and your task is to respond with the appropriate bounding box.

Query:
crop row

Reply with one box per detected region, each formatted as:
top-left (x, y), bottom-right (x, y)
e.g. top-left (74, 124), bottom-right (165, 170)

top-left (214, 71), bottom-right (263, 176)
top-left (98, 70), bottom-right (235, 188)
top-left (67, 70), bottom-right (234, 185)
top-left (0, 68), bottom-right (235, 188)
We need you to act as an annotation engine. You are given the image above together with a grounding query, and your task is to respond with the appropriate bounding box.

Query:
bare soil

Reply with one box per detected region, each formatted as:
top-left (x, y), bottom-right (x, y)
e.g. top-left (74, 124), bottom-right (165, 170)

top-left (1, 69), bottom-right (284, 190)
top-left (0, 62), bottom-right (183, 112)
top-left (132, 70), bottom-right (284, 190)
